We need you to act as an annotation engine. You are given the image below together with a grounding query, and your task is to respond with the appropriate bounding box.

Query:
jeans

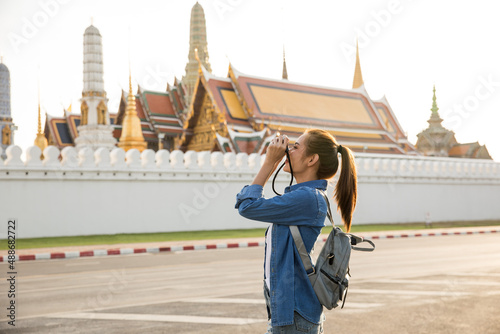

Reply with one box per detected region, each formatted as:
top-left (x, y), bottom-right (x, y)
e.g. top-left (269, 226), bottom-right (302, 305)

top-left (264, 281), bottom-right (324, 334)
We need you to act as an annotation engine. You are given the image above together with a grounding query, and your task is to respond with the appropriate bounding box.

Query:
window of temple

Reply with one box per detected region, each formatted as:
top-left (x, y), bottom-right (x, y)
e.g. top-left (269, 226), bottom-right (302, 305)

top-left (81, 101), bottom-right (88, 125)
top-left (2, 125), bottom-right (11, 145)
top-left (97, 101), bottom-right (107, 125)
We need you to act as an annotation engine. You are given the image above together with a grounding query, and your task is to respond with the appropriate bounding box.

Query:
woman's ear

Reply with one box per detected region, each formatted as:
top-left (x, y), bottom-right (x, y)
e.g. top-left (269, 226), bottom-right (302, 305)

top-left (308, 153), bottom-right (319, 167)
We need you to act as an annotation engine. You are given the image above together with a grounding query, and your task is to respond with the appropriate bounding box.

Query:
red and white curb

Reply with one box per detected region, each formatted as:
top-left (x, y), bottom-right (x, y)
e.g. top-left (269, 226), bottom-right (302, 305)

top-left (0, 241), bottom-right (265, 262)
top-left (363, 229), bottom-right (499, 240)
top-left (2, 228), bottom-right (499, 262)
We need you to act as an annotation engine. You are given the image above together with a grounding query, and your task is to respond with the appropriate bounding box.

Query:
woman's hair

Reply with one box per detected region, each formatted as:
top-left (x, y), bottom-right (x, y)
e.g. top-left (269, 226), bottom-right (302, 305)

top-left (304, 129), bottom-right (358, 232)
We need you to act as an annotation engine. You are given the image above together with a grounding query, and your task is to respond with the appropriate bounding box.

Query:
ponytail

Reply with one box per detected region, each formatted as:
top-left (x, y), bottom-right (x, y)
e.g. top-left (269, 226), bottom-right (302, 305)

top-left (305, 129), bottom-right (358, 232)
top-left (334, 145), bottom-right (357, 232)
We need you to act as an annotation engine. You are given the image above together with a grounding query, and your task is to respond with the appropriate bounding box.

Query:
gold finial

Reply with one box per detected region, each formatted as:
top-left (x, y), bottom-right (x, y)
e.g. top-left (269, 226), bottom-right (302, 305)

top-left (129, 70), bottom-right (132, 98)
top-left (282, 46), bottom-right (288, 80)
top-left (34, 68), bottom-right (48, 153)
top-left (37, 71), bottom-right (42, 135)
top-left (0, 55), bottom-right (3, 63)
top-left (91, 17), bottom-right (94, 25)
top-left (352, 39), bottom-right (364, 89)
top-left (126, 48), bottom-right (136, 116)
top-left (126, 26), bottom-right (135, 112)
top-left (37, 103), bottom-right (42, 134)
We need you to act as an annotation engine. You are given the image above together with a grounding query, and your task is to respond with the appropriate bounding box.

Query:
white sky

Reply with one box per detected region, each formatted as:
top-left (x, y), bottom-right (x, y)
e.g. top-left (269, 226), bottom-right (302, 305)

top-left (1, 0), bottom-right (499, 160)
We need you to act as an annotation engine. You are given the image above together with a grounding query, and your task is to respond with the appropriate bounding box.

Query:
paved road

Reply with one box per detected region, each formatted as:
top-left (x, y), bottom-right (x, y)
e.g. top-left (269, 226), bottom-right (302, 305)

top-left (1, 233), bottom-right (500, 333)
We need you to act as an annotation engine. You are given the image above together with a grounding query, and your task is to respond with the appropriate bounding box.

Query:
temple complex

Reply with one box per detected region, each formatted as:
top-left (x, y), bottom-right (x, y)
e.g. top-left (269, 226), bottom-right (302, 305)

top-left (43, 24), bottom-right (185, 152)
top-left (39, 2), bottom-right (491, 159)
top-left (178, 47), bottom-right (418, 155)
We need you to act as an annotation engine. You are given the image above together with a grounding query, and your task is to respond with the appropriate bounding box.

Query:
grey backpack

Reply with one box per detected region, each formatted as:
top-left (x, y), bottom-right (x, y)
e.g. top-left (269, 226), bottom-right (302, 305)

top-left (290, 192), bottom-right (375, 310)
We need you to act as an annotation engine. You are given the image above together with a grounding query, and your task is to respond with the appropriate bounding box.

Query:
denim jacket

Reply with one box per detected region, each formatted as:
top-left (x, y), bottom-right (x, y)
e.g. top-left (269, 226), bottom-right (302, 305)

top-left (235, 180), bottom-right (328, 326)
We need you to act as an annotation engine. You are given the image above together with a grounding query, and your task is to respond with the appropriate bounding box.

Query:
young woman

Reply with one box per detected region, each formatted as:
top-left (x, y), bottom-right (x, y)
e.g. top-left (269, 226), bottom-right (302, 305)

top-left (235, 129), bottom-right (358, 333)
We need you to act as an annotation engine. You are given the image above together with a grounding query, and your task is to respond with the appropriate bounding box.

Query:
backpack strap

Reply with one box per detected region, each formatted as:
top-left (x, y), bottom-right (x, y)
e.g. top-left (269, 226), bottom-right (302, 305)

top-left (348, 234), bottom-right (376, 252)
top-left (319, 190), bottom-right (333, 226)
top-left (289, 189), bottom-right (332, 276)
top-left (320, 190), bottom-right (375, 252)
top-left (289, 225), bottom-right (315, 276)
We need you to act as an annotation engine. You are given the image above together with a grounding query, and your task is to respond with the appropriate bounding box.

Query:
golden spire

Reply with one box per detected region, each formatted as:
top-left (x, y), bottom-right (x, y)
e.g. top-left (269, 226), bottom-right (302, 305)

top-left (34, 74), bottom-right (48, 153)
top-left (182, 2), bottom-right (211, 98)
top-left (282, 46), bottom-right (288, 80)
top-left (37, 102), bottom-right (42, 133)
top-left (352, 39), bottom-right (364, 89)
top-left (117, 66), bottom-right (147, 152)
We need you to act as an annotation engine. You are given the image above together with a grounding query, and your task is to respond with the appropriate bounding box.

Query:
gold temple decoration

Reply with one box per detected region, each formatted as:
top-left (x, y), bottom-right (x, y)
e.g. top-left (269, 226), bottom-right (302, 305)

top-left (2, 125), bottom-right (11, 145)
top-left (80, 101), bottom-right (88, 125)
top-left (352, 40), bottom-right (364, 89)
top-left (282, 46), bottom-right (288, 80)
top-left (34, 76), bottom-right (48, 153)
top-left (97, 100), bottom-right (107, 125)
top-left (118, 70), bottom-right (147, 152)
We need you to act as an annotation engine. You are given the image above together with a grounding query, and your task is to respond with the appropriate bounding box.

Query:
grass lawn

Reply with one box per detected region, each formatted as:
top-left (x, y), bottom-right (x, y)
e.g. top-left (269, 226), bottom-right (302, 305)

top-left (2, 220), bottom-right (499, 250)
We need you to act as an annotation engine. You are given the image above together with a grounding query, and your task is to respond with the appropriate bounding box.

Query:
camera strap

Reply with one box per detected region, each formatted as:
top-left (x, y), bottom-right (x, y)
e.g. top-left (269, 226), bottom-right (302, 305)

top-left (272, 147), bottom-right (293, 196)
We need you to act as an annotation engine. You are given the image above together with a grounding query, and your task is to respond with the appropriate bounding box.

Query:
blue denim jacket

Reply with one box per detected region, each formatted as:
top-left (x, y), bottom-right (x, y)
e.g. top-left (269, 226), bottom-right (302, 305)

top-left (235, 180), bottom-right (327, 326)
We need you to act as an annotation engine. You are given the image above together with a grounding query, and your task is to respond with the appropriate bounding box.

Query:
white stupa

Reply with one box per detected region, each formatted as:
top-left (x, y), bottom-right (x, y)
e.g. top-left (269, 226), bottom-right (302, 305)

top-left (74, 24), bottom-right (116, 151)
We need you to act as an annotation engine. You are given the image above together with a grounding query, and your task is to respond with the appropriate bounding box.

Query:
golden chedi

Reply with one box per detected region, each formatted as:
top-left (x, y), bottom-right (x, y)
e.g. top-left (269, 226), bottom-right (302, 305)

top-left (118, 73), bottom-right (147, 152)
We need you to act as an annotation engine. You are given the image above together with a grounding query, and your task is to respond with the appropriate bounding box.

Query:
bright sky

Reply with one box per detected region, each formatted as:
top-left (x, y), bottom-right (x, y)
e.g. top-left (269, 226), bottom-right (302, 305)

top-left (1, 0), bottom-right (499, 160)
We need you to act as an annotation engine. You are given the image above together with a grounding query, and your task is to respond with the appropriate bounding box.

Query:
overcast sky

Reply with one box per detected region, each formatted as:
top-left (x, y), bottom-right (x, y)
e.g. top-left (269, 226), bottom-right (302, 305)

top-left (1, 0), bottom-right (499, 160)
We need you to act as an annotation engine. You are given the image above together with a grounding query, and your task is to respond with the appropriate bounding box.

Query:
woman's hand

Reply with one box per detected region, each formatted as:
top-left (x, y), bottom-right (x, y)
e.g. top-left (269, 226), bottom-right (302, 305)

top-left (265, 134), bottom-right (289, 166)
top-left (251, 134), bottom-right (289, 187)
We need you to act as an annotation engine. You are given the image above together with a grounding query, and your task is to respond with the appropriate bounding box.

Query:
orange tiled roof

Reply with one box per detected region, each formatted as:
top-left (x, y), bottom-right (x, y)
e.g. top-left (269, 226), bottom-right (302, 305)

top-left (135, 95), bottom-right (148, 120)
top-left (144, 91), bottom-right (176, 117)
top-left (448, 144), bottom-right (473, 156)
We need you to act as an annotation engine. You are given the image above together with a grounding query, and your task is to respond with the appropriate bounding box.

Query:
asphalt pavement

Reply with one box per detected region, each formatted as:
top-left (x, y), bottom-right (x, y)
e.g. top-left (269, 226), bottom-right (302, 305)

top-left (0, 229), bottom-right (499, 333)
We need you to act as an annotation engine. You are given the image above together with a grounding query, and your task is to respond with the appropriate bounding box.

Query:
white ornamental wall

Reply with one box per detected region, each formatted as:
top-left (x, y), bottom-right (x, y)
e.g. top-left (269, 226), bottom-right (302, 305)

top-left (0, 145), bottom-right (499, 239)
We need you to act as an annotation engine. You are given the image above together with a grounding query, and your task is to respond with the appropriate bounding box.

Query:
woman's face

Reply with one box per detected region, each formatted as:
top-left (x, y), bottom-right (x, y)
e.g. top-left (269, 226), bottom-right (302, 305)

top-left (283, 133), bottom-right (310, 174)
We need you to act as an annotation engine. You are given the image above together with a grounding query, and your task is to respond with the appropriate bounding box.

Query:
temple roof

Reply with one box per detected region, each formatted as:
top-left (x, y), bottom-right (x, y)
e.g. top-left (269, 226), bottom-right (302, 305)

top-left (227, 64), bottom-right (417, 154)
top-left (179, 62), bottom-right (418, 155)
top-left (114, 87), bottom-right (183, 142)
top-left (448, 142), bottom-right (492, 159)
top-left (45, 113), bottom-right (79, 148)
